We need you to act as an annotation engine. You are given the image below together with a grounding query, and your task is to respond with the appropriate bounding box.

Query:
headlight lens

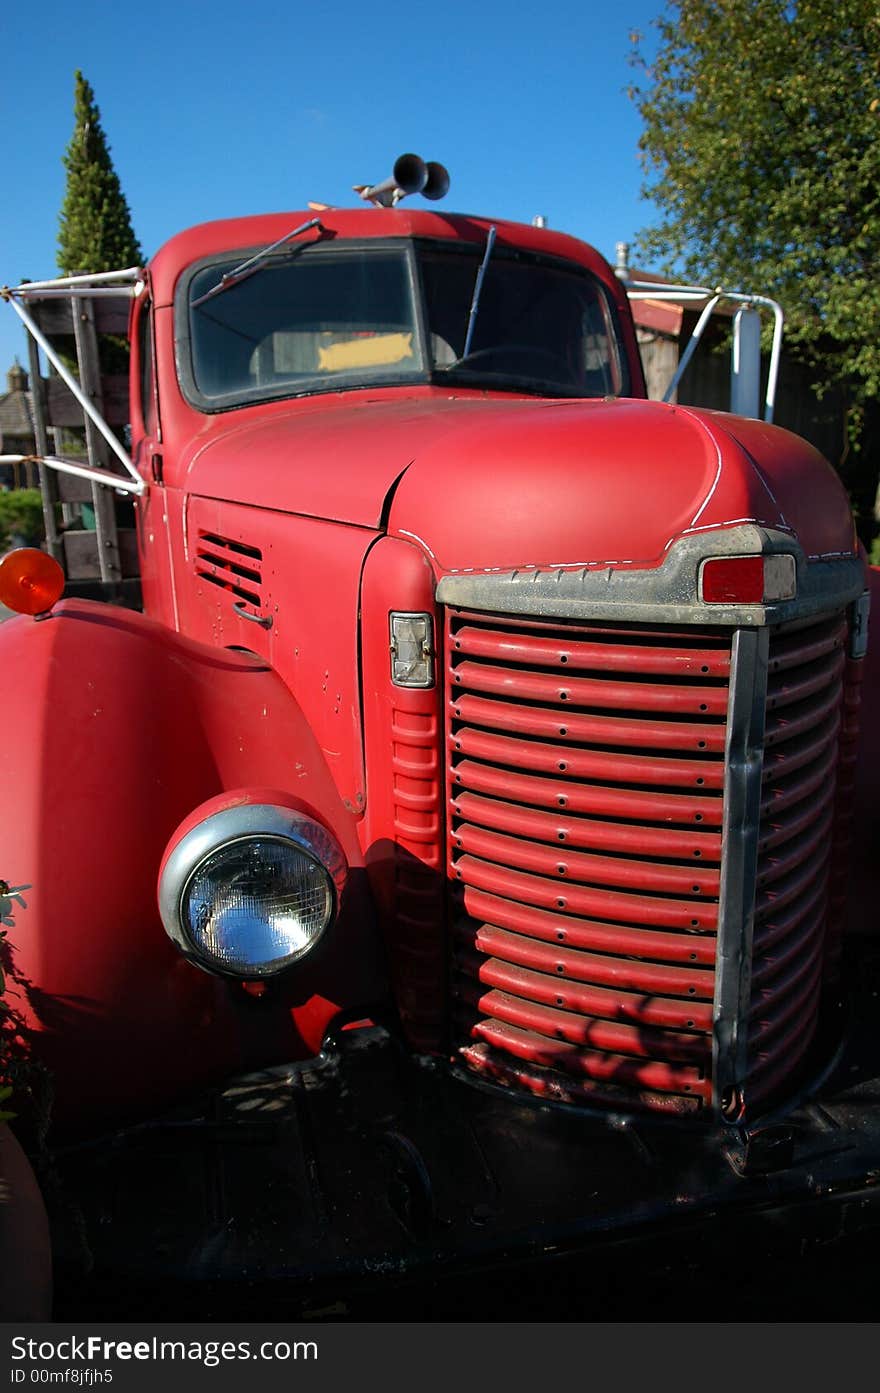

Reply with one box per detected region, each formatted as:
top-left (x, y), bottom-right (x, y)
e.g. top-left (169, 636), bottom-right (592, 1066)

top-left (183, 835), bottom-right (334, 975)
top-left (159, 803), bottom-right (347, 978)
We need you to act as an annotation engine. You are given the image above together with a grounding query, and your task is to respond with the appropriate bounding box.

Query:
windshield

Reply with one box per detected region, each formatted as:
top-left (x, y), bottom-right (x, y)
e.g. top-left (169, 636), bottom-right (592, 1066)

top-left (183, 245), bottom-right (422, 406)
top-left (179, 238), bottom-right (628, 410)
top-left (422, 247), bottom-right (628, 397)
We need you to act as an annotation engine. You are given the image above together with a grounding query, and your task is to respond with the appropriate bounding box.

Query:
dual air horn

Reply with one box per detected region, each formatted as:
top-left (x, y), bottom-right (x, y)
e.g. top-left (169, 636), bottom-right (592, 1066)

top-left (354, 153), bottom-right (450, 207)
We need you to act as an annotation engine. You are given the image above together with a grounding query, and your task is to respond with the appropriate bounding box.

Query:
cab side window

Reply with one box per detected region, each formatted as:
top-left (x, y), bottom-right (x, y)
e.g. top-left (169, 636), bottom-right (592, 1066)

top-left (137, 297), bottom-right (156, 435)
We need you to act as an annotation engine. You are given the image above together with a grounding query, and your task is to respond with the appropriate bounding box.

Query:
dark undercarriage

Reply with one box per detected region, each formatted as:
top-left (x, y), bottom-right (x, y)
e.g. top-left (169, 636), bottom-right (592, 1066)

top-left (34, 933), bottom-right (880, 1322)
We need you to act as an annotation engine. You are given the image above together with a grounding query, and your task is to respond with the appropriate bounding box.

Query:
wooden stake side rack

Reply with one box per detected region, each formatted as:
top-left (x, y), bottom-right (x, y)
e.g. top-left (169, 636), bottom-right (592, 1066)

top-left (23, 286), bottom-right (141, 607)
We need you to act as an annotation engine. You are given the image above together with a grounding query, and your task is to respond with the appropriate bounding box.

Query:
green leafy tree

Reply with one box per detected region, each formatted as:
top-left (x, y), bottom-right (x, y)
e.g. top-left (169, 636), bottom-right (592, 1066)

top-left (630, 0), bottom-right (880, 545)
top-left (57, 70), bottom-right (143, 277)
top-left (0, 489), bottom-right (45, 553)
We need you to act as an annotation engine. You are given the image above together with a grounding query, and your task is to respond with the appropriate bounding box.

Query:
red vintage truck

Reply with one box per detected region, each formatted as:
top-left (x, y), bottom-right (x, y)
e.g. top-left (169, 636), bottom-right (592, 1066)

top-left (2, 156), bottom-right (880, 1317)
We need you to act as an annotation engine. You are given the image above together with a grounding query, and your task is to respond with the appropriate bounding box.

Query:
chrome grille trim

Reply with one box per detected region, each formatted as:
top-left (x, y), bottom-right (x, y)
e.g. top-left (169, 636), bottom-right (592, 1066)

top-left (436, 531), bottom-right (864, 629)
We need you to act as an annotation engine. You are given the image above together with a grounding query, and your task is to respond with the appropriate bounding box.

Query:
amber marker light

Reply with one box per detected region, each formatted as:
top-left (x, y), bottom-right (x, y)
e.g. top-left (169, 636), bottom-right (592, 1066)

top-left (0, 548), bottom-right (65, 617)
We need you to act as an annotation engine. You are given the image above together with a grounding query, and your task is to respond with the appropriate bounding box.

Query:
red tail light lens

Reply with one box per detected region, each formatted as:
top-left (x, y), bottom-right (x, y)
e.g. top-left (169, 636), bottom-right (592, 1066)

top-left (700, 554), bottom-right (795, 605)
top-left (0, 548), bottom-right (65, 616)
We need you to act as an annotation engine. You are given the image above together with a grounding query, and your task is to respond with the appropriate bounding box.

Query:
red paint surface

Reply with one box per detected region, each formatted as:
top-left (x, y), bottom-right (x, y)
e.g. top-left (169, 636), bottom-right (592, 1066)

top-left (358, 537), bottom-right (447, 1052)
top-left (143, 392), bottom-right (859, 607)
top-left (388, 399), bottom-right (857, 575)
top-left (0, 602), bottom-right (387, 1128)
top-left (173, 495), bottom-right (372, 813)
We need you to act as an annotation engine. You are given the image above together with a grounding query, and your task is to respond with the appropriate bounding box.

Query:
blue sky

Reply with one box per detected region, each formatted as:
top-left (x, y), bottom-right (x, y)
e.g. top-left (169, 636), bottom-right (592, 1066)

top-left (0, 0), bottom-right (665, 378)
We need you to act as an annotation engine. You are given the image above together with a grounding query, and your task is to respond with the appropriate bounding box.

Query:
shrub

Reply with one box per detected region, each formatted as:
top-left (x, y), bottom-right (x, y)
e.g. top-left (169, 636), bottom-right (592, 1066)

top-left (0, 490), bottom-right (46, 554)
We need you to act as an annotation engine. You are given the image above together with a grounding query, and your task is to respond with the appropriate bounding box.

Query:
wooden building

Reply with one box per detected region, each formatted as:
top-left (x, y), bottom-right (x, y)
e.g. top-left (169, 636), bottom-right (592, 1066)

top-left (0, 362), bottom-right (37, 489)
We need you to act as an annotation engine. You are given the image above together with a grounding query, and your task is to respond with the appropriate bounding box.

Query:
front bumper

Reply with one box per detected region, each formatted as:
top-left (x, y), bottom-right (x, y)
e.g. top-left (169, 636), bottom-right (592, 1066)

top-left (46, 939), bottom-right (880, 1320)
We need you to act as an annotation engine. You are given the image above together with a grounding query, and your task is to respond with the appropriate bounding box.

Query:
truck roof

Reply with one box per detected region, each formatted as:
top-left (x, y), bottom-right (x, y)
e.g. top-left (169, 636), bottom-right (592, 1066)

top-left (146, 206), bottom-right (622, 308)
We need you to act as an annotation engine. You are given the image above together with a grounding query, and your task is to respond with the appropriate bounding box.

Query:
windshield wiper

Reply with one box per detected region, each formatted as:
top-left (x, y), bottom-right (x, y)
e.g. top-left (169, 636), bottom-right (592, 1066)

top-left (461, 224), bottom-right (496, 359)
top-left (190, 217), bottom-right (323, 309)
top-left (437, 225), bottom-right (497, 371)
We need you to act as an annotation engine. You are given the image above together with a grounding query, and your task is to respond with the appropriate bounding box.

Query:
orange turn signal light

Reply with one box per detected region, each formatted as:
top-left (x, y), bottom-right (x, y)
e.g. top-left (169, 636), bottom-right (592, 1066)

top-left (0, 548), bottom-right (65, 616)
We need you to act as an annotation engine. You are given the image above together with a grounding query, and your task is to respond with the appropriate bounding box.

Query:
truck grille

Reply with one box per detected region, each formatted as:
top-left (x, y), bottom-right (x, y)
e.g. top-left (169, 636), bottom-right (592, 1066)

top-left (447, 607), bottom-right (847, 1120)
top-left (746, 614), bottom-right (846, 1110)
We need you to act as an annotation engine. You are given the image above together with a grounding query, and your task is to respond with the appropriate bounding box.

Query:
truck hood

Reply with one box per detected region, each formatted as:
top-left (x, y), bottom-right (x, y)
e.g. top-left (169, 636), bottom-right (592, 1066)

top-left (181, 393), bottom-right (498, 531)
top-left (387, 397), bottom-right (857, 572)
top-left (182, 394), bottom-right (856, 573)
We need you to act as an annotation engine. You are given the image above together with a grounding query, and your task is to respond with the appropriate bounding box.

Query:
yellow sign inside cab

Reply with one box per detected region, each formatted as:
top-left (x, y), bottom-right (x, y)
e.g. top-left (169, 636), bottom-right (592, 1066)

top-left (318, 332), bottom-right (414, 371)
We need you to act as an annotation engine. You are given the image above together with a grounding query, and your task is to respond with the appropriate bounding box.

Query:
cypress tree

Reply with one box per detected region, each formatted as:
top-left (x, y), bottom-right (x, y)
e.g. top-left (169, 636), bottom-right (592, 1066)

top-left (57, 70), bottom-right (143, 276)
top-left (56, 71), bottom-right (142, 479)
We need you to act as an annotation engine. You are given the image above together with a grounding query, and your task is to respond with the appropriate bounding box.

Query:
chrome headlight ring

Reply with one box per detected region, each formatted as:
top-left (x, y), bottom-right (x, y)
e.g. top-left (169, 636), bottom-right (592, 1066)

top-left (158, 802), bottom-right (347, 979)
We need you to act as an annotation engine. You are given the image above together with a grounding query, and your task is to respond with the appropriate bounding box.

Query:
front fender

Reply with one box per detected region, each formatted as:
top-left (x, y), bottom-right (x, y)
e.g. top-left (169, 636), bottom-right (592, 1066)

top-left (0, 601), bottom-right (386, 1130)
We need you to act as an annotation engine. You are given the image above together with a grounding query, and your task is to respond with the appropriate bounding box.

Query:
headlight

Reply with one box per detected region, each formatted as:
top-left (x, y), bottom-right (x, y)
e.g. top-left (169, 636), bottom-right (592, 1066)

top-left (158, 802), bottom-right (347, 978)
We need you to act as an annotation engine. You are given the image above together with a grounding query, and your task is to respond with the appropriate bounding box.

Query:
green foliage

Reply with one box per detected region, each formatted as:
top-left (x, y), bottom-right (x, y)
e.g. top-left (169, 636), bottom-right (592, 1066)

top-left (0, 489), bottom-right (46, 553)
top-left (630, 1), bottom-right (880, 540)
top-left (57, 70), bottom-right (143, 278)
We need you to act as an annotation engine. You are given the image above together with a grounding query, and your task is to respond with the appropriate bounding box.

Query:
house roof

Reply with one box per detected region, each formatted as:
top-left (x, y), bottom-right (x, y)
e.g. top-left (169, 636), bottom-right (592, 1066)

top-left (624, 267), bottom-right (737, 337)
top-left (0, 371), bottom-right (35, 442)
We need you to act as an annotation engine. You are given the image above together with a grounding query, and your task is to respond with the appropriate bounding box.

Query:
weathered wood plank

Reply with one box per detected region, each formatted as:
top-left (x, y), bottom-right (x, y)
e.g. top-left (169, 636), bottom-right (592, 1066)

top-left (56, 471), bottom-right (96, 504)
top-left (28, 298), bottom-right (131, 338)
top-left (25, 332), bottom-right (62, 558)
top-left (61, 528), bottom-right (139, 580)
top-left (72, 298), bottom-right (122, 583)
top-left (44, 375), bottom-right (129, 427)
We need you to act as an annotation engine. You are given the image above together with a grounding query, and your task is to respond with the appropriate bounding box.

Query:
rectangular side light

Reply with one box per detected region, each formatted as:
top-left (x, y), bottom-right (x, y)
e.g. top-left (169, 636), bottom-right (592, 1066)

top-left (390, 612), bottom-right (435, 688)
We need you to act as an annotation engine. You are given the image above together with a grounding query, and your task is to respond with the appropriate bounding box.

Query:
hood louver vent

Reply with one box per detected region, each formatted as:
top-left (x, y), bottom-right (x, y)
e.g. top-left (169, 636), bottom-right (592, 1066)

top-left (195, 531), bottom-right (264, 610)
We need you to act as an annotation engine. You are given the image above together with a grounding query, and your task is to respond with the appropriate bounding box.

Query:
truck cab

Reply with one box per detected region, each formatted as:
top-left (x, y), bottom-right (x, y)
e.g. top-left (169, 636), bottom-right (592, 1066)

top-left (131, 207), bottom-right (639, 629)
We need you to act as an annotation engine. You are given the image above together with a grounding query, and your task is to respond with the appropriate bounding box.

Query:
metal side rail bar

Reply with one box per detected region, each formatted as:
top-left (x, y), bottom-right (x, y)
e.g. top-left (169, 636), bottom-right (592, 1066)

top-left (623, 277), bottom-right (784, 423)
top-left (0, 275), bottom-right (145, 497)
